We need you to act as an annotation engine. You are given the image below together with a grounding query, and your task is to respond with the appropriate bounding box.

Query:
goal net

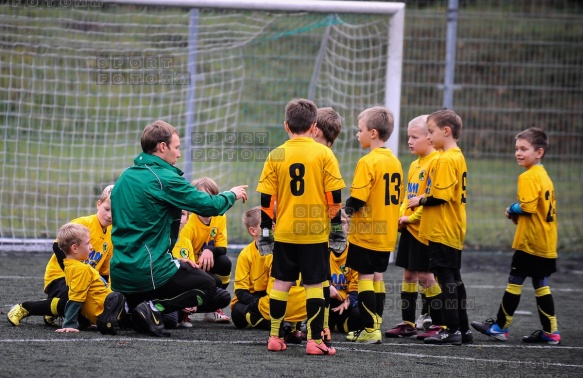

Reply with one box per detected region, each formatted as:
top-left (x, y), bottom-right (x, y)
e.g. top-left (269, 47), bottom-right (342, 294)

top-left (0, 1), bottom-right (404, 249)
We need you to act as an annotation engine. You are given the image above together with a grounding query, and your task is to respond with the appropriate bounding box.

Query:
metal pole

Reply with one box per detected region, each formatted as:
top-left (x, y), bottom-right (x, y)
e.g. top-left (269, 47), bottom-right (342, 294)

top-left (183, 9), bottom-right (199, 183)
top-left (443, 0), bottom-right (459, 109)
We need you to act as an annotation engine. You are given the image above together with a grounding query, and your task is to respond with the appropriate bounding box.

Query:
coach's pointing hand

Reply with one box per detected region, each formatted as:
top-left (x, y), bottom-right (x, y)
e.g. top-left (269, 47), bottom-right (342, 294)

top-left (230, 185), bottom-right (248, 203)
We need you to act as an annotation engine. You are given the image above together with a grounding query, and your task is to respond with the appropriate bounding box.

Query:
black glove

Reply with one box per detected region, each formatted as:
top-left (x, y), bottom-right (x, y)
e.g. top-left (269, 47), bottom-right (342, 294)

top-left (257, 228), bottom-right (274, 256)
top-left (328, 223), bottom-right (346, 253)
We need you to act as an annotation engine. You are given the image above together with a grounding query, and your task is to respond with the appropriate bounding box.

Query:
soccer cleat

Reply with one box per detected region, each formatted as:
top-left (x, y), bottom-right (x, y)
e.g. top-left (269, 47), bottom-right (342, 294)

top-left (346, 329), bottom-right (382, 344)
top-left (384, 322), bottom-right (417, 338)
top-left (283, 321), bottom-right (303, 344)
top-left (131, 301), bottom-right (171, 337)
top-left (424, 329), bottom-right (462, 345)
top-left (178, 313), bottom-right (193, 328)
top-left (471, 318), bottom-right (508, 341)
top-left (416, 325), bottom-right (444, 340)
top-left (462, 329), bottom-right (474, 344)
top-left (522, 330), bottom-right (561, 345)
top-left (7, 304), bottom-right (30, 326)
top-left (415, 313), bottom-right (432, 330)
top-left (202, 309), bottom-right (231, 323)
top-left (267, 336), bottom-right (287, 351)
top-left (43, 315), bottom-right (62, 327)
top-left (306, 339), bottom-right (336, 355)
top-left (97, 291), bottom-right (126, 335)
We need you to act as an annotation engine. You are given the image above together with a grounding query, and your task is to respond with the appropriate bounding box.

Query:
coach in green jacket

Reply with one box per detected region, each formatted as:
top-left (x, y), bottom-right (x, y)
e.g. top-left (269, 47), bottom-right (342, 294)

top-left (110, 120), bottom-right (247, 335)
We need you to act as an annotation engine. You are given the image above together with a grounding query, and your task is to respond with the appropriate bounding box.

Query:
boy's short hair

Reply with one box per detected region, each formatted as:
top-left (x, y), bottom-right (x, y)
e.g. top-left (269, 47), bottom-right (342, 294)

top-left (408, 114), bottom-right (428, 132)
top-left (316, 107), bottom-right (342, 146)
top-left (191, 176), bottom-right (219, 195)
top-left (98, 185), bottom-right (114, 204)
top-left (57, 223), bottom-right (90, 254)
top-left (358, 106), bottom-right (394, 142)
top-left (427, 109), bottom-right (463, 140)
top-left (285, 98), bottom-right (317, 134)
top-left (141, 120), bottom-right (178, 154)
top-left (242, 206), bottom-right (261, 230)
top-left (516, 127), bottom-right (549, 157)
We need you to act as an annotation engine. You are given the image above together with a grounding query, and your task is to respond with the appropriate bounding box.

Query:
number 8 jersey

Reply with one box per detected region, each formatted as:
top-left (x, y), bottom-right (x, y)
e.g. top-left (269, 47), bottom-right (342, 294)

top-left (257, 137), bottom-right (345, 244)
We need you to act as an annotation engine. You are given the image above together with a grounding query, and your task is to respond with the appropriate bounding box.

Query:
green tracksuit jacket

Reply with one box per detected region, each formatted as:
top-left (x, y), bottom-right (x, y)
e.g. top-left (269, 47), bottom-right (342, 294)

top-left (110, 153), bottom-right (235, 293)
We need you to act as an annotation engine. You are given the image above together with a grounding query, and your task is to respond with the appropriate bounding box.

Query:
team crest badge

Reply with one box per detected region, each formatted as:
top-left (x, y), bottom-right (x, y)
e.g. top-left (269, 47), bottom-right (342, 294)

top-left (418, 170), bottom-right (426, 181)
top-left (103, 242), bottom-right (109, 253)
top-left (210, 227), bottom-right (218, 238)
top-left (180, 248), bottom-right (188, 258)
top-left (340, 264), bottom-right (351, 276)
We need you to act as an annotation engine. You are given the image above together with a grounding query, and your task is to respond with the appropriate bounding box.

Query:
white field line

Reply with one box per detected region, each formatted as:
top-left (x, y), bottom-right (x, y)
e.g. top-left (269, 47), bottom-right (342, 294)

top-left (0, 338), bottom-right (582, 368)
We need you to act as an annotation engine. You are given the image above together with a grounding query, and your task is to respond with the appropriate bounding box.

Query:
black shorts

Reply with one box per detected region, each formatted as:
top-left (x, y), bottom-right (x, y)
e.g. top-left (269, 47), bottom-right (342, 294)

top-left (510, 250), bottom-right (557, 278)
top-left (271, 241), bottom-right (329, 285)
top-left (395, 229), bottom-right (430, 272)
top-left (346, 243), bottom-right (390, 275)
top-left (44, 277), bottom-right (68, 298)
top-left (428, 241), bottom-right (462, 270)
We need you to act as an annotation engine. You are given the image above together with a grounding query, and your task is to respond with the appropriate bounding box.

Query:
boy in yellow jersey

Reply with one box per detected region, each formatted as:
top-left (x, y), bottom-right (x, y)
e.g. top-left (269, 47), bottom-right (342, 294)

top-left (312, 106), bottom-right (345, 345)
top-left (344, 106), bottom-right (404, 344)
top-left (8, 185), bottom-right (114, 328)
top-left (230, 207), bottom-right (270, 329)
top-left (384, 115), bottom-right (446, 340)
top-left (52, 223), bottom-right (126, 334)
top-left (179, 177), bottom-right (231, 323)
top-left (408, 109), bottom-right (469, 345)
top-left (257, 98), bottom-right (345, 355)
top-left (328, 209), bottom-right (361, 334)
top-left (472, 128), bottom-right (560, 345)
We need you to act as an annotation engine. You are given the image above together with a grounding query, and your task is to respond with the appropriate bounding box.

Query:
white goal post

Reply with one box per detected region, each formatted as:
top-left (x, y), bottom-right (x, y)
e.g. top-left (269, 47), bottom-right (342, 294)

top-left (0, 0), bottom-right (405, 252)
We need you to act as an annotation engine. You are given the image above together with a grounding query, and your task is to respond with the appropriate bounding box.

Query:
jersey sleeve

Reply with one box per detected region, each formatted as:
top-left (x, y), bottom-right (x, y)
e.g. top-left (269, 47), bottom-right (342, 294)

top-left (349, 159), bottom-right (373, 202)
top-left (66, 264), bottom-right (92, 303)
top-left (256, 151), bottom-right (279, 195)
top-left (430, 156), bottom-right (457, 201)
top-left (517, 175), bottom-right (541, 213)
top-left (214, 215), bottom-right (228, 248)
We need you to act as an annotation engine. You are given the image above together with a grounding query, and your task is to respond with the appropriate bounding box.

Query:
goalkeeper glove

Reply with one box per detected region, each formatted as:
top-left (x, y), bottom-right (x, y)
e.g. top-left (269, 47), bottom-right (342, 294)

top-left (329, 223), bottom-right (346, 254)
top-left (257, 228), bottom-right (274, 256)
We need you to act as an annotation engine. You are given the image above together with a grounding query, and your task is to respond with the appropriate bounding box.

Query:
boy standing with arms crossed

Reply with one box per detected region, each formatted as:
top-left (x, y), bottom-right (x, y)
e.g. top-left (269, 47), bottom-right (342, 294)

top-left (345, 106), bottom-right (404, 344)
top-left (257, 98), bottom-right (345, 355)
top-left (407, 109), bottom-right (470, 345)
top-left (472, 128), bottom-right (560, 345)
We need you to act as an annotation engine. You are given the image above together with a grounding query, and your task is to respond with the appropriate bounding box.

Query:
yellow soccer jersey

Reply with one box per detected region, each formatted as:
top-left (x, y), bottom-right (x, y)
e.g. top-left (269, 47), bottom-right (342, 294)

top-left (329, 244), bottom-right (358, 299)
top-left (258, 254), bottom-right (307, 322)
top-left (179, 214), bottom-right (227, 264)
top-left (44, 214), bottom-right (113, 290)
top-left (403, 150), bottom-right (440, 244)
top-left (63, 258), bottom-right (112, 325)
top-left (512, 165), bottom-right (557, 258)
top-left (257, 137), bottom-right (345, 244)
top-left (230, 240), bottom-right (270, 309)
top-left (419, 147), bottom-right (467, 250)
top-left (347, 147), bottom-right (404, 252)
top-left (171, 236), bottom-right (195, 261)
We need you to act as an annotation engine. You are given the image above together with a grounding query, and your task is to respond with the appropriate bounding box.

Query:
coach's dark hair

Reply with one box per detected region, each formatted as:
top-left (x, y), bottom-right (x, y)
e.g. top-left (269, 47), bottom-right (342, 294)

top-left (427, 109), bottom-right (463, 140)
top-left (358, 106), bottom-right (394, 142)
top-left (316, 107), bottom-right (342, 146)
top-left (516, 127), bottom-right (549, 158)
top-left (285, 98), bottom-right (317, 134)
top-left (141, 120), bottom-right (178, 154)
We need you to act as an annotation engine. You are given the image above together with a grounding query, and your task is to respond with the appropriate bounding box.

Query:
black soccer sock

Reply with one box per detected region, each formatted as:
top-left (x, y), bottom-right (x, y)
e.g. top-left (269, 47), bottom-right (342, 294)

top-left (535, 286), bottom-right (557, 334)
top-left (305, 286), bottom-right (325, 341)
top-left (496, 283), bottom-right (522, 329)
top-left (22, 299), bottom-right (53, 316)
top-left (357, 279), bottom-right (376, 330)
top-left (425, 282), bottom-right (444, 326)
top-left (456, 279), bottom-right (469, 332)
top-left (269, 289), bottom-right (288, 338)
top-left (434, 268), bottom-right (459, 332)
top-left (400, 282), bottom-right (418, 326)
top-left (322, 281), bottom-right (330, 330)
top-left (374, 280), bottom-right (386, 329)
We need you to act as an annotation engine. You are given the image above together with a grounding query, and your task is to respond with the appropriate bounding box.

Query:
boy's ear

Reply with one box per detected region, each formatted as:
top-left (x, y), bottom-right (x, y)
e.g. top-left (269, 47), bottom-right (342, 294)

top-left (284, 121), bottom-right (290, 133)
